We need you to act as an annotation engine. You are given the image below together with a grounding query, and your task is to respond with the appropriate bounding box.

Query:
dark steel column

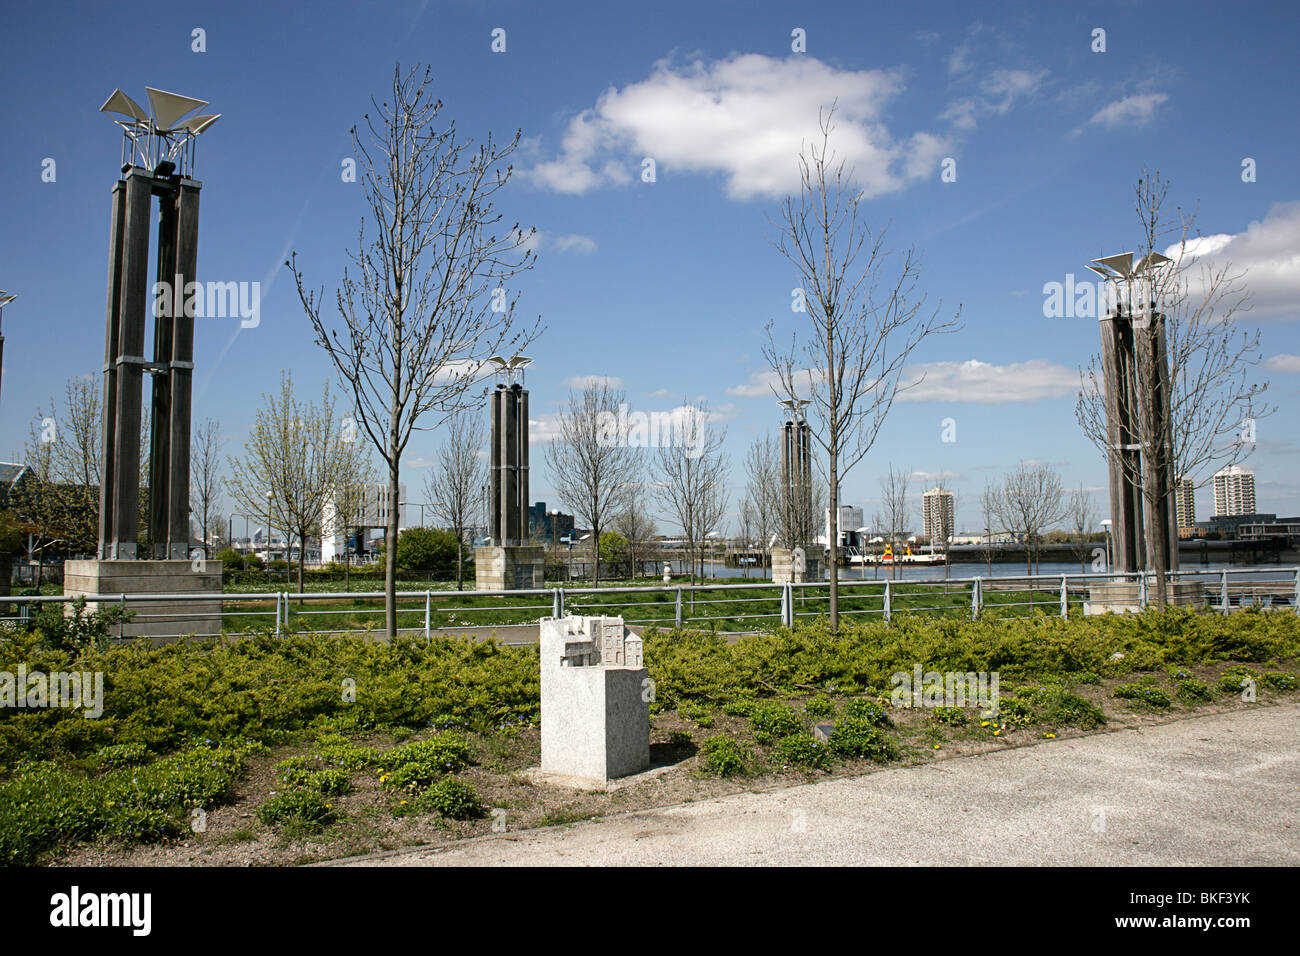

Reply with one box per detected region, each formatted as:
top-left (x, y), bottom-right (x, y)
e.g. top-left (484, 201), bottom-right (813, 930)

top-left (489, 386), bottom-right (503, 544)
top-left (98, 180), bottom-right (128, 557)
top-left (166, 179), bottom-right (200, 557)
top-left (517, 386), bottom-right (529, 547)
top-left (149, 180), bottom-right (177, 556)
top-left (108, 167), bottom-right (154, 560)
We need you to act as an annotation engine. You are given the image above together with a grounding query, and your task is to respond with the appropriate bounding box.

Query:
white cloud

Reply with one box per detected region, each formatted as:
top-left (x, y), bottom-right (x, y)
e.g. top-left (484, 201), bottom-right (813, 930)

top-left (727, 369), bottom-right (785, 399)
top-left (1167, 202), bottom-right (1300, 319)
top-left (1266, 353), bottom-right (1300, 372)
top-left (731, 359), bottom-right (1078, 404)
top-left (519, 230), bottom-right (598, 255)
top-left (548, 233), bottom-right (598, 254)
top-left (942, 68), bottom-right (1047, 131)
top-left (529, 415), bottom-right (563, 445)
top-left (561, 375), bottom-right (625, 390)
top-left (1086, 92), bottom-right (1168, 129)
top-left (528, 54), bottom-right (950, 200)
top-left (897, 359), bottom-right (1079, 403)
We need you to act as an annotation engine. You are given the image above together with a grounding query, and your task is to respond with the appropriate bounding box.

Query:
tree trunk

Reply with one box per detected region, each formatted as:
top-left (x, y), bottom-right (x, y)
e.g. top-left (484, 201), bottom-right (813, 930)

top-left (828, 446), bottom-right (839, 631)
top-left (386, 460), bottom-right (400, 638)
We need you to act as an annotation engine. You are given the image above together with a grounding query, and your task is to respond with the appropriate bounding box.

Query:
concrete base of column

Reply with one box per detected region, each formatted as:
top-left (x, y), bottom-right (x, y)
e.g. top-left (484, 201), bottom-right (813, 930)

top-left (63, 559), bottom-right (223, 640)
top-left (474, 545), bottom-right (546, 591)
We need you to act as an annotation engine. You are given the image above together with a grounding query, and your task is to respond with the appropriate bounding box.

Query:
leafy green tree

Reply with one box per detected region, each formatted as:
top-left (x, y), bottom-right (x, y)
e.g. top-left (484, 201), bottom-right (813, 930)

top-left (598, 530), bottom-right (629, 577)
top-left (396, 527), bottom-right (458, 574)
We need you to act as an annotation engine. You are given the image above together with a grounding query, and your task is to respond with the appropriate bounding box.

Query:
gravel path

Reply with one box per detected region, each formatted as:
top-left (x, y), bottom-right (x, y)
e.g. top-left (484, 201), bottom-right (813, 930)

top-left (334, 703), bottom-right (1300, 866)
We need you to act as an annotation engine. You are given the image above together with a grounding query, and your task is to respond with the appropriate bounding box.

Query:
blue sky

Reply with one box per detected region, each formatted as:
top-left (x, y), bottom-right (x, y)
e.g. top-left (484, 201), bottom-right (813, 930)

top-left (2, 0), bottom-right (1298, 533)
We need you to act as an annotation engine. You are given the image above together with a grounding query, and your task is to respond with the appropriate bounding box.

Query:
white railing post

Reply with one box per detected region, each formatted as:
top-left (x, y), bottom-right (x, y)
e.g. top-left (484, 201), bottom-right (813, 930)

top-left (1294, 568), bottom-right (1299, 616)
top-left (1138, 573), bottom-right (1147, 610)
top-left (425, 590), bottom-right (431, 639)
top-left (675, 587), bottom-right (683, 628)
top-left (884, 579), bottom-right (892, 622)
top-left (972, 578), bottom-right (982, 621)
top-left (1060, 575), bottom-right (1068, 618)
top-left (1221, 569), bottom-right (1230, 616)
top-left (781, 583), bottom-right (794, 628)
top-left (274, 590), bottom-right (281, 637)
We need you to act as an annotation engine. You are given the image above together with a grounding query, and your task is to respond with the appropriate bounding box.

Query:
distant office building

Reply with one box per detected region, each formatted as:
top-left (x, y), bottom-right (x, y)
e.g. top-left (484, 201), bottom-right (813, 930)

top-left (825, 505), bottom-right (864, 548)
top-left (1213, 466), bottom-right (1256, 517)
top-left (528, 501), bottom-right (574, 543)
top-left (922, 487), bottom-right (955, 543)
top-left (321, 483), bottom-right (406, 563)
top-left (1175, 477), bottom-right (1196, 539)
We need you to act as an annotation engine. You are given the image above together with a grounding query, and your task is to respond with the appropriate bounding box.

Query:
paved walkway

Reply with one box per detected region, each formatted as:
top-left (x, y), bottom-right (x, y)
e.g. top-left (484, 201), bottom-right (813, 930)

top-left (337, 703), bottom-right (1300, 866)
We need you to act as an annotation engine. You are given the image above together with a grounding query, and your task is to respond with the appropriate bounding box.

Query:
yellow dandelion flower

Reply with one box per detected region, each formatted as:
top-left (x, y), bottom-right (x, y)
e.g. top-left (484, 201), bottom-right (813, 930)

top-left (932, 744), bottom-right (941, 750)
top-left (1045, 733), bottom-right (1056, 738)
top-left (980, 721), bottom-right (990, 727)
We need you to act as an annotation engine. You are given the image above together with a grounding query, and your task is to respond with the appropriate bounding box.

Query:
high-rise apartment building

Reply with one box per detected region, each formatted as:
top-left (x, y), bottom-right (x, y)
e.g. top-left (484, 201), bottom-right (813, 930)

top-left (1175, 477), bottom-right (1196, 538)
top-left (1212, 466), bottom-right (1256, 517)
top-left (922, 487), bottom-right (955, 543)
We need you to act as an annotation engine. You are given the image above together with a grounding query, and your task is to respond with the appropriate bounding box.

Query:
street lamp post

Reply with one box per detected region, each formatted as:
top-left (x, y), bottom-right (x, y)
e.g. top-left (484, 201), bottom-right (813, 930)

top-left (0, 291), bottom-right (16, 410)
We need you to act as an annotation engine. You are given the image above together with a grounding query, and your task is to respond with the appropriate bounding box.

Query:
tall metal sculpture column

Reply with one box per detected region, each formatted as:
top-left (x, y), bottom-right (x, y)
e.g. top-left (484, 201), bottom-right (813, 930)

top-left (1088, 251), bottom-right (1183, 608)
top-left (64, 87), bottom-right (224, 638)
top-left (773, 399), bottom-right (819, 583)
top-left (477, 356), bottom-right (546, 590)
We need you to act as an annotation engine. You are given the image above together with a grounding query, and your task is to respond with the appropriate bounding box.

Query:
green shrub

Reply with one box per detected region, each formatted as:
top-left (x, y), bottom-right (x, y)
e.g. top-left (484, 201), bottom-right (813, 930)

top-left (667, 731), bottom-right (692, 747)
top-left (931, 706), bottom-right (967, 726)
top-left (827, 717), bottom-right (898, 762)
top-left (721, 698), bottom-right (756, 717)
top-left (803, 695), bottom-right (836, 719)
top-left (842, 698), bottom-right (892, 727)
top-left (1113, 682), bottom-right (1171, 708)
top-left (379, 736), bottom-right (473, 792)
top-left (1017, 686), bottom-right (1105, 729)
top-left (216, 548), bottom-right (245, 573)
top-left (1217, 666), bottom-right (1257, 695)
top-left (1174, 678), bottom-right (1212, 703)
top-left (776, 734), bottom-right (832, 770)
top-left (701, 736), bottom-right (751, 776)
top-left (681, 703), bottom-right (714, 728)
top-left (747, 702), bottom-right (803, 744)
top-left (996, 697), bottom-right (1037, 726)
top-left (274, 756), bottom-right (352, 795)
top-left (95, 742), bottom-right (151, 769)
top-left (257, 789), bottom-right (338, 831)
top-left (419, 775), bottom-right (484, 820)
top-left (1261, 671), bottom-right (1297, 692)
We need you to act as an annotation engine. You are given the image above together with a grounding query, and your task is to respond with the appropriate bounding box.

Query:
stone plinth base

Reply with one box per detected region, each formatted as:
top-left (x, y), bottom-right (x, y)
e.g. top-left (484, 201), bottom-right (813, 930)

top-left (64, 559), bottom-right (223, 639)
top-left (1084, 580), bottom-right (1206, 615)
top-left (539, 615), bottom-right (650, 784)
top-left (771, 547), bottom-right (821, 584)
top-left (475, 545), bottom-right (545, 591)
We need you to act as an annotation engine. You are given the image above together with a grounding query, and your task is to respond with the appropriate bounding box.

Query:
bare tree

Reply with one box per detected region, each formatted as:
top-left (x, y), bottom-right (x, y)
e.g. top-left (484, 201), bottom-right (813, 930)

top-left (653, 402), bottom-right (729, 589)
top-left (289, 64), bottom-right (540, 637)
top-left (872, 465), bottom-right (911, 580)
top-left (763, 106), bottom-right (960, 629)
top-left (991, 462), bottom-right (1068, 576)
top-left (979, 480), bottom-right (1000, 576)
top-left (19, 378), bottom-right (102, 556)
top-left (426, 406), bottom-right (486, 590)
top-left (227, 372), bottom-right (343, 597)
top-left (612, 488), bottom-right (657, 580)
top-left (1067, 484), bottom-right (1097, 573)
top-left (545, 382), bottom-right (640, 587)
top-left (190, 418), bottom-right (223, 559)
top-left (1076, 169), bottom-right (1274, 605)
top-left (741, 434), bottom-right (780, 575)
